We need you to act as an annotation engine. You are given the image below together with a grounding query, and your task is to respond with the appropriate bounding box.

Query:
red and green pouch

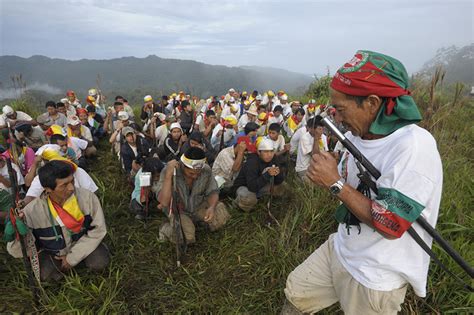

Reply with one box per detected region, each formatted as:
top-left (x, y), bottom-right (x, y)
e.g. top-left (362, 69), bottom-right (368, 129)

top-left (335, 188), bottom-right (424, 238)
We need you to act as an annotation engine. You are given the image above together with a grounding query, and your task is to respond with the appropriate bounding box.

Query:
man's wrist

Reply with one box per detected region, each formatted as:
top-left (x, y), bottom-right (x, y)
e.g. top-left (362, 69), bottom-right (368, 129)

top-left (328, 178), bottom-right (345, 195)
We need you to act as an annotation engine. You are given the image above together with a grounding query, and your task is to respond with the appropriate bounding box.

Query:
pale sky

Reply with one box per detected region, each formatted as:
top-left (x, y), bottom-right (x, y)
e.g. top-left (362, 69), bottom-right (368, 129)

top-left (1, 0), bottom-right (473, 75)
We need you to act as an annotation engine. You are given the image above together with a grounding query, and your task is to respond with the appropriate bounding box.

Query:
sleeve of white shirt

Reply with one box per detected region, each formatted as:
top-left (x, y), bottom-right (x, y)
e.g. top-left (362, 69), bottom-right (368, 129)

top-left (195, 115), bottom-right (203, 126)
top-left (70, 136), bottom-right (88, 150)
top-left (300, 132), bottom-right (313, 156)
top-left (26, 176), bottom-right (43, 197)
top-left (82, 127), bottom-right (93, 142)
top-left (75, 168), bottom-right (98, 192)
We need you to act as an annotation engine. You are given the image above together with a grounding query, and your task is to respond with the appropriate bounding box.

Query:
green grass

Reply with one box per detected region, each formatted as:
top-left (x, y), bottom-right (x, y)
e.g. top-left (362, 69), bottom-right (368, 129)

top-left (0, 91), bottom-right (473, 314)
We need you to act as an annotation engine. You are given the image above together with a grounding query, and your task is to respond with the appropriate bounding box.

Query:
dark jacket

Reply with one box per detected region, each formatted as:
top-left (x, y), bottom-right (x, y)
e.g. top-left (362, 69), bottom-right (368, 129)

top-left (162, 136), bottom-right (181, 162)
top-left (140, 103), bottom-right (163, 122)
top-left (120, 136), bottom-right (151, 174)
top-left (180, 139), bottom-right (217, 166)
top-left (179, 111), bottom-right (194, 134)
top-left (232, 153), bottom-right (285, 193)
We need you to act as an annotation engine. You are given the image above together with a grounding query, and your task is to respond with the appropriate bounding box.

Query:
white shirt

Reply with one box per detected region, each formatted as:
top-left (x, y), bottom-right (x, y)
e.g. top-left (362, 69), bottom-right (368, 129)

top-left (268, 114), bottom-right (284, 126)
top-left (268, 135), bottom-right (286, 152)
top-left (68, 137), bottom-right (88, 159)
top-left (0, 111), bottom-right (33, 127)
top-left (289, 127), bottom-right (306, 154)
top-left (154, 124), bottom-right (169, 146)
top-left (0, 163), bottom-right (24, 192)
top-left (333, 125), bottom-right (442, 297)
top-left (26, 166), bottom-right (98, 198)
top-left (221, 106), bottom-right (240, 120)
top-left (194, 114), bottom-right (206, 133)
top-left (212, 146), bottom-right (237, 186)
top-left (295, 132), bottom-right (316, 172)
top-left (237, 114), bottom-right (250, 131)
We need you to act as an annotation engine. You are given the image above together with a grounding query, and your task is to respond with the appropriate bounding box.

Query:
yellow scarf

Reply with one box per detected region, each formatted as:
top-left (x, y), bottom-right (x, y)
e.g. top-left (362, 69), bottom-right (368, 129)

top-left (67, 126), bottom-right (83, 138)
top-left (47, 194), bottom-right (84, 233)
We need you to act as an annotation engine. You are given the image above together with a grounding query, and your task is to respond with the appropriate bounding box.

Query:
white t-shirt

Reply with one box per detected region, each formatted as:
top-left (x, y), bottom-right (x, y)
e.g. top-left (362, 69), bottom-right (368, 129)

top-left (333, 125), bottom-right (442, 297)
top-left (0, 111), bottom-right (33, 126)
top-left (194, 114), bottom-right (205, 133)
top-left (295, 132), bottom-right (328, 172)
top-left (68, 136), bottom-right (88, 159)
top-left (0, 163), bottom-right (24, 192)
top-left (26, 166), bottom-right (98, 198)
top-left (289, 127), bottom-right (306, 154)
top-left (237, 114), bottom-right (250, 131)
top-left (267, 135), bottom-right (286, 152)
top-left (268, 114), bottom-right (284, 126)
top-left (155, 124), bottom-right (169, 146)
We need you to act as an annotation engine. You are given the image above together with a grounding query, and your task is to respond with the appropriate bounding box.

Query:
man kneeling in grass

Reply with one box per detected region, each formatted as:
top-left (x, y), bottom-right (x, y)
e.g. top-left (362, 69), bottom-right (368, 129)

top-left (7, 160), bottom-right (109, 282)
top-left (232, 138), bottom-right (286, 212)
top-left (158, 147), bottom-right (230, 244)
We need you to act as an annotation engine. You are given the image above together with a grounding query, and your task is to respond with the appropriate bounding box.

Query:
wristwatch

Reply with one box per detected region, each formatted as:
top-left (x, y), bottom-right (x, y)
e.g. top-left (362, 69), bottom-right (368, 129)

top-left (329, 179), bottom-right (345, 196)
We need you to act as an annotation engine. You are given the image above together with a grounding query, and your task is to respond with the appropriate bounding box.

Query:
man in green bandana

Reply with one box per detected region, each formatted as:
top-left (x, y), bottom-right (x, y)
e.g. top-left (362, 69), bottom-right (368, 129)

top-left (282, 51), bottom-right (443, 314)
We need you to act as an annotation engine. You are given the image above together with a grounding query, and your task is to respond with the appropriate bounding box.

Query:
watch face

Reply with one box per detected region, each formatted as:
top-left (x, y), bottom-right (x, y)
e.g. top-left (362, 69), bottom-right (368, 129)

top-left (330, 185), bottom-right (341, 195)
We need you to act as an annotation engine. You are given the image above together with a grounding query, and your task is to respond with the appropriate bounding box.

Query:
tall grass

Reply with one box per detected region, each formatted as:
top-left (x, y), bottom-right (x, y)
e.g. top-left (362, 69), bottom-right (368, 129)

top-left (0, 80), bottom-right (473, 313)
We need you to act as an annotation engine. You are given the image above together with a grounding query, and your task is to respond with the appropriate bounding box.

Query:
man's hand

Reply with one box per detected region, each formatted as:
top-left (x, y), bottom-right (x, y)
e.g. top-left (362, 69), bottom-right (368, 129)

top-left (34, 155), bottom-right (43, 165)
top-left (283, 143), bottom-right (291, 152)
top-left (204, 207), bottom-right (215, 223)
top-left (209, 118), bottom-right (217, 127)
top-left (236, 141), bottom-right (247, 154)
top-left (55, 255), bottom-right (72, 271)
top-left (179, 134), bottom-right (188, 144)
top-left (165, 160), bottom-right (179, 179)
top-left (268, 166), bottom-right (280, 176)
top-left (116, 121), bottom-right (123, 130)
top-left (306, 151), bottom-right (340, 188)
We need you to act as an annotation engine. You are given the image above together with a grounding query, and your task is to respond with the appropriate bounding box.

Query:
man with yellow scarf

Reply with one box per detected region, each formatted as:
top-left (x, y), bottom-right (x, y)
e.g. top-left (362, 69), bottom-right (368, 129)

top-left (7, 160), bottom-right (109, 281)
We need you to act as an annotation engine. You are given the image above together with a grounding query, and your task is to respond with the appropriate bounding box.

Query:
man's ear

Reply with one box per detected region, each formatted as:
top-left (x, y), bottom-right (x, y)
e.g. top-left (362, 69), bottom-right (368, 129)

top-left (44, 187), bottom-right (54, 194)
top-left (366, 95), bottom-right (383, 115)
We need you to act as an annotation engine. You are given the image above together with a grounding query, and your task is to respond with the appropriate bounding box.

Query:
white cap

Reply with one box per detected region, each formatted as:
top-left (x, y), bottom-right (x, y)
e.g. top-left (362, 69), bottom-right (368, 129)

top-left (2, 105), bottom-right (14, 116)
top-left (118, 111), bottom-right (129, 121)
top-left (256, 95), bottom-right (263, 101)
top-left (170, 122), bottom-right (182, 132)
top-left (60, 98), bottom-right (70, 104)
top-left (246, 105), bottom-right (258, 116)
top-left (229, 97), bottom-right (235, 103)
top-left (144, 95), bottom-right (153, 102)
top-left (67, 115), bottom-right (81, 126)
top-left (228, 88), bottom-right (236, 93)
top-left (309, 99), bottom-right (316, 104)
top-left (230, 103), bottom-right (239, 113)
top-left (281, 94), bottom-right (288, 101)
top-left (258, 138), bottom-right (274, 151)
top-left (35, 144), bottom-right (61, 156)
top-left (88, 88), bottom-right (97, 96)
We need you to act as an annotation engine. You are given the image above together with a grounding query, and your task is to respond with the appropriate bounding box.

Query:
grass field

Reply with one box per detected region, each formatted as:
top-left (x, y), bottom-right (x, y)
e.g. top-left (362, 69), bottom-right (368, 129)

top-left (0, 85), bottom-right (473, 314)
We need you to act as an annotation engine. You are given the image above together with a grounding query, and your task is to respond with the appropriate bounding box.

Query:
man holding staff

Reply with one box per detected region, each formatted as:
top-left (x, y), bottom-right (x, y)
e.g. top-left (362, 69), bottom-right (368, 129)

top-left (282, 51), bottom-right (442, 314)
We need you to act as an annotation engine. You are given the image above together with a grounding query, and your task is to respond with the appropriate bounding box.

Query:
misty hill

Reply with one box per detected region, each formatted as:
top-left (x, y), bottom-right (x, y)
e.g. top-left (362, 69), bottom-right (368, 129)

top-left (0, 55), bottom-right (312, 101)
top-left (418, 43), bottom-right (474, 85)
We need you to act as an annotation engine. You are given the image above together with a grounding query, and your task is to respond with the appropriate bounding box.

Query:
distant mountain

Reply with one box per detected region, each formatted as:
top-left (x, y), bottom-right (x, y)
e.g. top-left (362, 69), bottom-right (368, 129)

top-left (418, 44), bottom-right (474, 85)
top-left (0, 55), bottom-right (312, 102)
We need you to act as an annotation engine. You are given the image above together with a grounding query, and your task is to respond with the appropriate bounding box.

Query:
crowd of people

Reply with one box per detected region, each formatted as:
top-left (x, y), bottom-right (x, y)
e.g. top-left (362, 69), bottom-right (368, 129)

top-left (2, 50), bottom-right (444, 315)
top-left (1, 85), bottom-right (337, 280)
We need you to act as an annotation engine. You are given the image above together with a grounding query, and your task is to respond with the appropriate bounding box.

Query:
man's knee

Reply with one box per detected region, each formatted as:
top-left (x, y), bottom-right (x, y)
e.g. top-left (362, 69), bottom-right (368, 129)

top-left (208, 202), bottom-right (230, 231)
top-left (84, 243), bottom-right (110, 271)
top-left (39, 252), bottom-right (63, 282)
top-left (85, 146), bottom-right (97, 157)
top-left (273, 183), bottom-right (287, 196)
top-left (236, 186), bottom-right (258, 212)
